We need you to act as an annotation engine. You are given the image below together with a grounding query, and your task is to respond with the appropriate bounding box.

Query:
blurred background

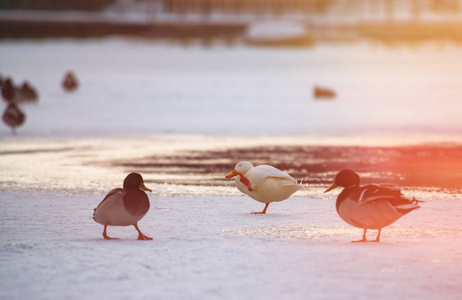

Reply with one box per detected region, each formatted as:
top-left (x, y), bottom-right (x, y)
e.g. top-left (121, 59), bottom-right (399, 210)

top-left (2, 0), bottom-right (462, 43)
top-left (2, 0), bottom-right (462, 137)
top-left (2, 0), bottom-right (462, 136)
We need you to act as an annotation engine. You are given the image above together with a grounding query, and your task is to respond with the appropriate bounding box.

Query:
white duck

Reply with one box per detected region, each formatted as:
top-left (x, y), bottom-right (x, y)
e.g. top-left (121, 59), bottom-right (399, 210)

top-left (225, 161), bottom-right (302, 214)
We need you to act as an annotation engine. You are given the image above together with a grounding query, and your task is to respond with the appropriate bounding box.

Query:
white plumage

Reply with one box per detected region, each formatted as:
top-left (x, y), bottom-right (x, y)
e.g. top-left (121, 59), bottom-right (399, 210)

top-left (226, 161), bottom-right (302, 214)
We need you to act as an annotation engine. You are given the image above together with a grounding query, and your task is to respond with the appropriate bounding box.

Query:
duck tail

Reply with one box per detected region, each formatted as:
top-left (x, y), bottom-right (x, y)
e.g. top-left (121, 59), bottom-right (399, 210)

top-left (411, 197), bottom-right (425, 204)
top-left (281, 182), bottom-right (303, 193)
top-left (395, 203), bottom-right (420, 214)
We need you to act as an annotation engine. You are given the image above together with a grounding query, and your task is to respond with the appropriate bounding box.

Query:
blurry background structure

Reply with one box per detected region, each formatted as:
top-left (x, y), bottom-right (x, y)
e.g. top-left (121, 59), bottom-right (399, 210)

top-left (2, 0), bottom-right (462, 45)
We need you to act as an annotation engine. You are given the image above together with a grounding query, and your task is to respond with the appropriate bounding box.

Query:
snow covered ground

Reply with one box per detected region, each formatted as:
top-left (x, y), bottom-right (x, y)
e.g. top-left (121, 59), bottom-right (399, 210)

top-left (0, 134), bottom-right (461, 300)
top-left (1, 40), bottom-right (462, 299)
top-left (0, 191), bottom-right (461, 300)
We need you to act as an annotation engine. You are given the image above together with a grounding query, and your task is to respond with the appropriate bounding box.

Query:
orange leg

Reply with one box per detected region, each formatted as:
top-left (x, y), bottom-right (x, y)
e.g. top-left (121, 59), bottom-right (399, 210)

top-left (102, 224), bottom-right (119, 240)
top-left (134, 223), bottom-right (153, 240)
top-left (251, 203), bottom-right (269, 215)
top-left (351, 228), bottom-right (368, 243)
top-left (373, 228), bottom-right (382, 242)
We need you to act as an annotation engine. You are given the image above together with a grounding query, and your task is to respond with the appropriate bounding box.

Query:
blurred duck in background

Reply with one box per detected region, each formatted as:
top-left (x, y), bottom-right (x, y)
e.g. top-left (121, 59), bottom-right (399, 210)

top-left (62, 71), bottom-right (78, 92)
top-left (1, 78), bottom-right (15, 103)
top-left (20, 81), bottom-right (39, 102)
top-left (1, 78), bottom-right (38, 104)
top-left (314, 86), bottom-right (336, 99)
top-left (2, 103), bottom-right (26, 135)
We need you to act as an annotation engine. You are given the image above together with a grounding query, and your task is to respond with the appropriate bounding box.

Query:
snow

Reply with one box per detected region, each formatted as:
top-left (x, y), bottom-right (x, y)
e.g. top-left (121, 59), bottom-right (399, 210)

top-left (1, 39), bottom-right (462, 299)
top-left (0, 134), bottom-right (461, 299)
top-left (0, 191), bottom-right (461, 300)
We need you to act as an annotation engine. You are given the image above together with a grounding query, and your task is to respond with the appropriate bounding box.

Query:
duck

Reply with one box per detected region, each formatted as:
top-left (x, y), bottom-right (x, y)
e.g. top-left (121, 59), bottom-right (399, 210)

top-left (1, 78), bottom-right (38, 104)
top-left (93, 173), bottom-right (153, 240)
top-left (325, 169), bottom-right (422, 242)
top-left (225, 161), bottom-right (302, 214)
top-left (314, 86), bottom-right (336, 99)
top-left (20, 81), bottom-right (38, 102)
top-left (1, 78), bottom-right (15, 103)
top-left (62, 71), bottom-right (78, 92)
top-left (2, 103), bottom-right (26, 135)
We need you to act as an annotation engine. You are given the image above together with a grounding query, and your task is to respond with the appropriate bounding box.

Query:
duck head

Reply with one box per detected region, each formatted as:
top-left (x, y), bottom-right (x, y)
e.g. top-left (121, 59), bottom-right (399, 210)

top-left (123, 173), bottom-right (152, 192)
top-left (325, 169), bottom-right (360, 193)
top-left (2, 78), bottom-right (15, 100)
top-left (225, 161), bottom-right (254, 179)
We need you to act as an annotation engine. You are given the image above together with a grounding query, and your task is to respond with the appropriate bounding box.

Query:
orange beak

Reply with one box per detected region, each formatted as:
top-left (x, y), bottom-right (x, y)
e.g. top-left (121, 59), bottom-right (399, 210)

top-left (225, 170), bottom-right (239, 179)
top-left (139, 182), bottom-right (152, 192)
top-left (324, 182), bottom-right (338, 193)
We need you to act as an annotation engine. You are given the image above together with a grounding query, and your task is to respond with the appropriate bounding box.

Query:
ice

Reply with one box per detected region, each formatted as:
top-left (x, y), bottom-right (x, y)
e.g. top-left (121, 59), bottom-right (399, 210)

top-left (1, 39), bottom-right (462, 299)
top-left (0, 134), bottom-right (461, 299)
top-left (2, 39), bottom-right (462, 136)
top-left (0, 192), bottom-right (461, 300)
top-left (2, 134), bottom-right (462, 195)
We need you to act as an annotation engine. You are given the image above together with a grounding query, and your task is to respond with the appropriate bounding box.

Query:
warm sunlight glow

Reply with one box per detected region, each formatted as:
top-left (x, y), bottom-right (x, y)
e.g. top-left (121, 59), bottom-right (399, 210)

top-left (1, 1), bottom-right (462, 299)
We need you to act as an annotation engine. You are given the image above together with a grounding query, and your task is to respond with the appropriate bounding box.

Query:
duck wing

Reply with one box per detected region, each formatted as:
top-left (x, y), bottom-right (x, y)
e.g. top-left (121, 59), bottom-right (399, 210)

top-left (352, 184), bottom-right (420, 213)
top-left (94, 188), bottom-right (124, 212)
top-left (246, 165), bottom-right (296, 189)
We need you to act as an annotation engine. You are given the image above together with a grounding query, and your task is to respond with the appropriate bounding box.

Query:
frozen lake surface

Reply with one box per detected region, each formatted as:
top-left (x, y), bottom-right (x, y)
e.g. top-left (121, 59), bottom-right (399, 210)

top-left (1, 40), bottom-right (462, 299)
top-left (1, 191), bottom-right (461, 300)
top-left (0, 135), bottom-right (461, 299)
top-left (2, 39), bottom-right (462, 136)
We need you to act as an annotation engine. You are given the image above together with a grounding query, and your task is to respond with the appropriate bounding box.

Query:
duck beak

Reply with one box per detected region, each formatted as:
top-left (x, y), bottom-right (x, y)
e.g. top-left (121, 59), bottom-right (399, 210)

top-left (324, 183), bottom-right (338, 193)
top-left (139, 182), bottom-right (152, 192)
top-left (225, 170), bottom-right (239, 179)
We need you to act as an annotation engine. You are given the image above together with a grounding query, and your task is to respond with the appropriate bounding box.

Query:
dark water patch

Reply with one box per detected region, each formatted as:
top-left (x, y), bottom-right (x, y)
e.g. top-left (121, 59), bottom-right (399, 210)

top-left (0, 146), bottom-right (84, 156)
top-left (107, 144), bottom-right (462, 191)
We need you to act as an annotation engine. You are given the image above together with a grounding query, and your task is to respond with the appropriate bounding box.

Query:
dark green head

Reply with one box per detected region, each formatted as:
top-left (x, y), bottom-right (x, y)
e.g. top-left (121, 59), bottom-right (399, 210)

top-left (325, 169), bottom-right (360, 193)
top-left (123, 173), bottom-right (152, 192)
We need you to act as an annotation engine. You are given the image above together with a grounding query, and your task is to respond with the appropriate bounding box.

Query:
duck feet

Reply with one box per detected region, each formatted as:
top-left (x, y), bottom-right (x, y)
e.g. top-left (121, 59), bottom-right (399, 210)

top-left (351, 229), bottom-right (381, 243)
top-left (351, 239), bottom-right (368, 243)
top-left (134, 223), bottom-right (153, 241)
top-left (102, 225), bottom-right (119, 240)
top-left (103, 234), bottom-right (119, 240)
top-left (351, 239), bottom-right (381, 243)
top-left (137, 234), bottom-right (153, 241)
top-left (250, 203), bottom-right (269, 215)
top-left (351, 229), bottom-right (369, 243)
